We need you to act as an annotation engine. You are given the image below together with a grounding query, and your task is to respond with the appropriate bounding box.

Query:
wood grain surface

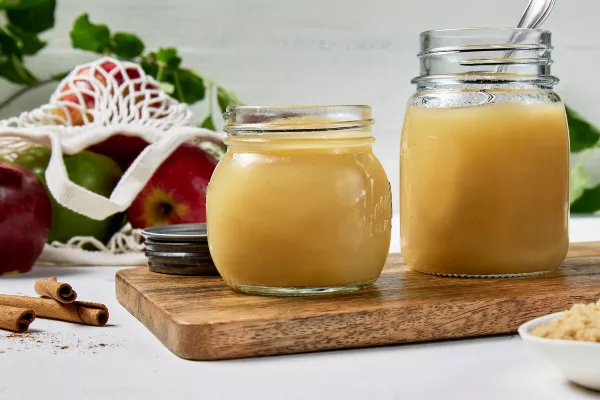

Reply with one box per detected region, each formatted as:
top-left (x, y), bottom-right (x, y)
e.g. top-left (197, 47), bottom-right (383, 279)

top-left (116, 242), bottom-right (600, 361)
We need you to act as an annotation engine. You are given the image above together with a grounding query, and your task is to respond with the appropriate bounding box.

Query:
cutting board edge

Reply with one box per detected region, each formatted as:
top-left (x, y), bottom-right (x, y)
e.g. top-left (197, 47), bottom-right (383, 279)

top-left (116, 270), bottom-right (205, 360)
top-left (183, 291), bottom-right (600, 360)
top-left (116, 267), bottom-right (600, 360)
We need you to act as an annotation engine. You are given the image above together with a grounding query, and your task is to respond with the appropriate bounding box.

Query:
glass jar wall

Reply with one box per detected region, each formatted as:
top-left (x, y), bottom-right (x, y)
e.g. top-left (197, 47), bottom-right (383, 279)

top-left (400, 29), bottom-right (569, 277)
top-left (207, 106), bottom-right (392, 295)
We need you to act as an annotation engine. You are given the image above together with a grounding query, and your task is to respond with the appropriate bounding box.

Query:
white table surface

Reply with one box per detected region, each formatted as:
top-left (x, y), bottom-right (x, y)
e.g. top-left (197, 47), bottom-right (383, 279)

top-left (2, 216), bottom-right (600, 400)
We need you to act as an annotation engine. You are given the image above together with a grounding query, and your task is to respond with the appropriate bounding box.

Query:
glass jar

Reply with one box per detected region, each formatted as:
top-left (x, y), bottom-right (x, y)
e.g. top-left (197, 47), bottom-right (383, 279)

top-left (400, 28), bottom-right (569, 277)
top-left (207, 105), bottom-right (392, 295)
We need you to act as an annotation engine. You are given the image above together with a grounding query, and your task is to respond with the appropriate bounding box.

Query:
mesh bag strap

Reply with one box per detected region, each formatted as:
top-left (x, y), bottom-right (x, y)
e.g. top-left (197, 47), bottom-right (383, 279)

top-left (0, 125), bottom-right (223, 220)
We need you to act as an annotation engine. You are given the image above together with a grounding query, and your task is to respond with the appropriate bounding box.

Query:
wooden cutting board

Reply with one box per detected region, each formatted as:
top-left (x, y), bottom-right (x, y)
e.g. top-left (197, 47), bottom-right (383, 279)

top-left (116, 242), bottom-right (600, 361)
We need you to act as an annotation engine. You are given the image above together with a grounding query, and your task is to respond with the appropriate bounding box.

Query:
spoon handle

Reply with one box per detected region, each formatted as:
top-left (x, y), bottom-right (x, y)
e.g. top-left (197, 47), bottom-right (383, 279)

top-left (493, 0), bottom-right (556, 71)
top-left (509, 0), bottom-right (555, 45)
top-left (518, 0), bottom-right (554, 28)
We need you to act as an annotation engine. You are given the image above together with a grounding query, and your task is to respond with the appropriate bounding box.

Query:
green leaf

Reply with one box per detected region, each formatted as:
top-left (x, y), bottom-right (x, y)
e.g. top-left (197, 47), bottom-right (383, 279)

top-left (571, 185), bottom-right (600, 214)
top-left (0, 27), bottom-right (38, 83)
top-left (217, 86), bottom-right (243, 113)
top-left (112, 32), bottom-right (144, 59)
top-left (155, 47), bottom-right (181, 69)
top-left (70, 13), bottom-right (111, 54)
top-left (6, 0), bottom-right (55, 33)
top-left (200, 115), bottom-right (216, 131)
top-left (0, 0), bottom-right (48, 10)
top-left (140, 49), bottom-right (180, 79)
top-left (140, 49), bottom-right (203, 104)
top-left (6, 24), bottom-right (46, 55)
top-left (567, 106), bottom-right (600, 153)
top-left (0, 27), bottom-right (21, 56)
top-left (0, 54), bottom-right (38, 84)
top-left (172, 68), bottom-right (204, 104)
top-left (140, 53), bottom-right (158, 76)
top-left (141, 48), bottom-right (181, 75)
top-left (570, 163), bottom-right (590, 205)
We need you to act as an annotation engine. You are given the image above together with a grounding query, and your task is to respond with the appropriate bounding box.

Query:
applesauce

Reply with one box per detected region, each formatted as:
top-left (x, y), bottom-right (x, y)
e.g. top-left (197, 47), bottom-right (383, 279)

top-left (401, 102), bottom-right (569, 276)
top-left (400, 28), bottom-right (569, 277)
top-left (207, 106), bottom-right (392, 295)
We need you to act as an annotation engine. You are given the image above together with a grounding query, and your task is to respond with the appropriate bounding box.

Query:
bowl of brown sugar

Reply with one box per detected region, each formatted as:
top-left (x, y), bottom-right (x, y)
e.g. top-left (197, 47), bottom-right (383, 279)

top-left (519, 301), bottom-right (600, 391)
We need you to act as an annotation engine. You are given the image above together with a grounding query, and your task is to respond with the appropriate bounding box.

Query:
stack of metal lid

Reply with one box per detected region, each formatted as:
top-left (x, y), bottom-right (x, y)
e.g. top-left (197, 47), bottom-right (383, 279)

top-left (141, 223), bottom-right (219, 276)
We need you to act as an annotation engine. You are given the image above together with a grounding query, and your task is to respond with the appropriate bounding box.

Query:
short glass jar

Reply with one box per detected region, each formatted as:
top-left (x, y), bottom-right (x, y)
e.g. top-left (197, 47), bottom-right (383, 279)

top-left (400, 28), bottom-right (569, 277)
top-left (207, 105), bottom-right (392, 295)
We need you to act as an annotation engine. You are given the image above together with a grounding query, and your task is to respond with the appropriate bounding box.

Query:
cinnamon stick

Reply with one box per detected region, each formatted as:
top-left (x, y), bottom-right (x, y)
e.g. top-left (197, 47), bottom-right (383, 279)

top-left (34, 276), bottom-right (77, 303)
top-left (0, 305), bottom-right (35, 333)
top-left (0, 295), bottom-right (108, 326)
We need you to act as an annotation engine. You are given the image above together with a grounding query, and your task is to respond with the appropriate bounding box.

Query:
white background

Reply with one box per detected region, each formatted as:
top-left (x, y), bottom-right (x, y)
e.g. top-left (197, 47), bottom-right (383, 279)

top-left (0, 0), bottom-right (599, 208)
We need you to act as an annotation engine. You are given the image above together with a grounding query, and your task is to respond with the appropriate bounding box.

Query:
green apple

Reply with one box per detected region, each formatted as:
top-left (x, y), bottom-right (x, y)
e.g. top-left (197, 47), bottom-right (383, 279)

top-left (13, 146), bottom-right (125, 244)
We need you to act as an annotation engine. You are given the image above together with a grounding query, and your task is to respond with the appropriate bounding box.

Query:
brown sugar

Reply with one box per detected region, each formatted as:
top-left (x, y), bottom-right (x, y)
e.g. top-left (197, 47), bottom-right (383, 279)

top-left (532, 301), bottom-right (600, 342)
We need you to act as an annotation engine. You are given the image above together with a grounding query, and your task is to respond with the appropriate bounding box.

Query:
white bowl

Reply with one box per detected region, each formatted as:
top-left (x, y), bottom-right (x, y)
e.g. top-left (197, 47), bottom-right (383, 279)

top-left (519, 312), bottom-right (600, 391)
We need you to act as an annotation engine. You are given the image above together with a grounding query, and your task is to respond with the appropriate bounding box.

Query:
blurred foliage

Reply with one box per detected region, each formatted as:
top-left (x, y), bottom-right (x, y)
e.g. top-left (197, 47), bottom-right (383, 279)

top-left (0, 2), bottom-right (243, 128)
top-left (568, 106), bottom-right (600, 213)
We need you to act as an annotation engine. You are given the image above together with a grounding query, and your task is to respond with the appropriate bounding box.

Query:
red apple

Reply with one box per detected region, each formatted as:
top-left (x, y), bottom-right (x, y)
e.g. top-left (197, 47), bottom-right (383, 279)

top-left (53, 65), bottom-right (110, 126)
top-left (0, 163), bottom-right (52, 275)
top-left (127, 144), bottom-right (218, 228)
top-left (97, 60), bottom-right (170, 119)
top-left (87, 64), bottom-right (166, 169)
top-left (53, 81), bottom-right (94, 126)
top-left (52, 58), bottom-right (195, 171)
top-left (52, 60), bottom-right (142, 126)
top-left (52, 59), bottom-right (167, 167)
top-left (88, 134), bottom-right (150, 170)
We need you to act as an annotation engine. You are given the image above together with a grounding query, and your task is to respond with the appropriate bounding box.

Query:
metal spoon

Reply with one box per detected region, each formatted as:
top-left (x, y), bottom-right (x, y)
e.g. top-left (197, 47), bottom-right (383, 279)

top-left (496, 0), bottom-right (556, 71)
top-left (509, 0), bottom-right (556, 46)
top-left (517, 0), bottom-right (556, 29)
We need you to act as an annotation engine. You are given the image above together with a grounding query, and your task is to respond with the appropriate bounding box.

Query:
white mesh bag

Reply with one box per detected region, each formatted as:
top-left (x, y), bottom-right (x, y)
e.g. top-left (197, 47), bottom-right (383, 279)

top-left (0, 57), bottom-right (224, 266)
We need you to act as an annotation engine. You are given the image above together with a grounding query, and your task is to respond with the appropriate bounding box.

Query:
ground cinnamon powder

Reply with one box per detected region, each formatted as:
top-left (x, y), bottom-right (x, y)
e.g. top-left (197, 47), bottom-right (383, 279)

top-left (532, 300), bottom-right (600, 342)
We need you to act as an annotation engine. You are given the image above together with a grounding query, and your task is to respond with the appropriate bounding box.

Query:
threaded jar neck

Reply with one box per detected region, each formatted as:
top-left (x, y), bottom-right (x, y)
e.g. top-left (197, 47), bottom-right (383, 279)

top-left (223, 105), bottom-right (374, 135)
top-left (223, 105), bottom-right (376, 148)
top-left (413, 28), bottom-right (558, 89)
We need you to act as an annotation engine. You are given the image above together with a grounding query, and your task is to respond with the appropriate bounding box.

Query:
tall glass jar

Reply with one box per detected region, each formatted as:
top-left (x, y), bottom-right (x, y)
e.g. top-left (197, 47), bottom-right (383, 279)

top-left (207, 106), bottom-right (392, 295)
top-left (400, 28), bottom-right (569, 277)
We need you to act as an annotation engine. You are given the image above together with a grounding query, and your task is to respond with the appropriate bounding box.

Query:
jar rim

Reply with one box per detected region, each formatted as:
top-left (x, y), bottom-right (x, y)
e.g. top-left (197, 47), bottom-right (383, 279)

top-left (414, 27), bottom-right (554, 84)
top-left (420, 27), bottom-right (551, 36)
top-left (223, 105), bottom-right (374, 134)
top-left (418, 27), bottom-right (552, 55)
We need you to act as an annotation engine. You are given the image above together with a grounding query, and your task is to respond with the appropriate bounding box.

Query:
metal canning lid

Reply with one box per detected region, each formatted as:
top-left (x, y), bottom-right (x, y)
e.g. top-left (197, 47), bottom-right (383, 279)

top-left (142, 223), bottom-right (217, 276)
top-left (145, 250), bottom-right (214, 260)
top-left (147, 255), bottom-right (214, 265)
top-left (141, 223), bottom-right (207, 242)
top-left (148, 261), bottom-right (219, 276)
top-left (144, 241), bottom-right (210, 253)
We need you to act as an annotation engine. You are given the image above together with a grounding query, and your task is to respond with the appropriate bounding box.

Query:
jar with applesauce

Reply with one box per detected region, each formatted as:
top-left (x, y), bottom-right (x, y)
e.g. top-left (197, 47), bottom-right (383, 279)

top-left (400, 28), bottom-right (569, 277)
top-left (207, 106), bottom-right (392, 295)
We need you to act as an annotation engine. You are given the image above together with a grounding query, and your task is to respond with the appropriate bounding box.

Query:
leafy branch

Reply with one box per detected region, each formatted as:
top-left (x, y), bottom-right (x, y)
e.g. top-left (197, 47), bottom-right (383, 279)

top-left (0, 0), bottom-right (55, 85)
top-left (567, 106), bottom-right (600, 213)
top-left (0, 1), bottom-right (243, 129)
